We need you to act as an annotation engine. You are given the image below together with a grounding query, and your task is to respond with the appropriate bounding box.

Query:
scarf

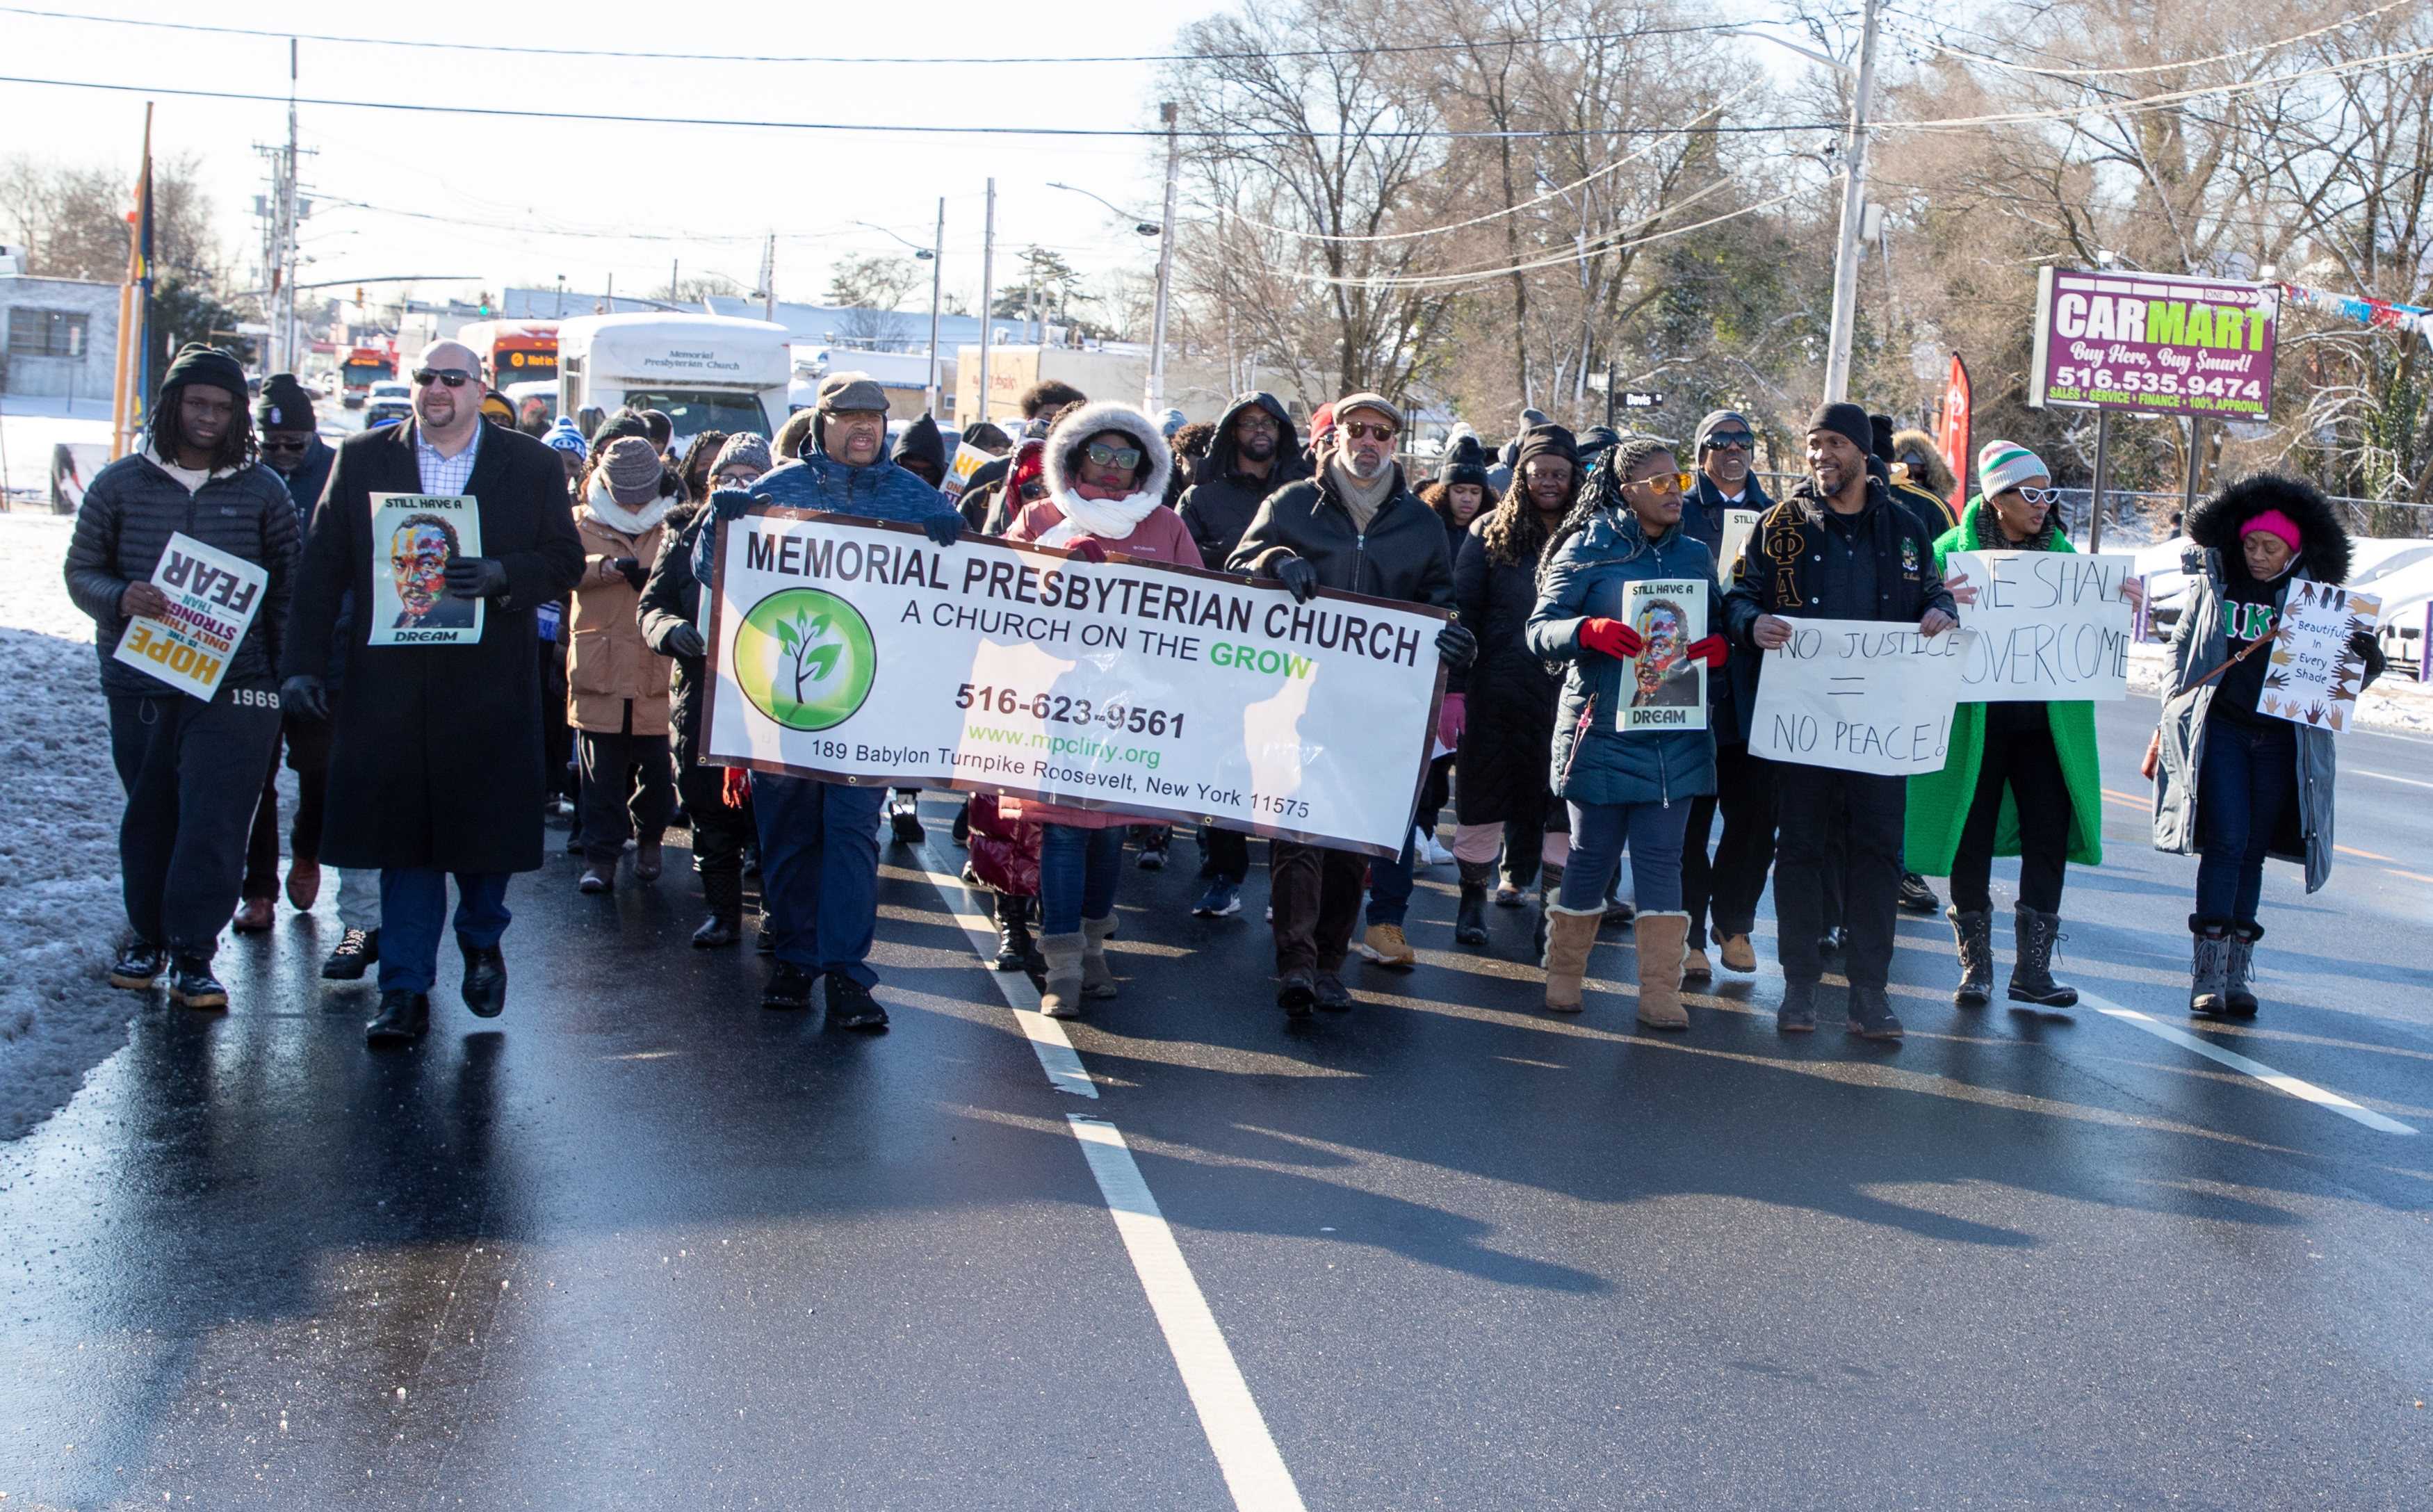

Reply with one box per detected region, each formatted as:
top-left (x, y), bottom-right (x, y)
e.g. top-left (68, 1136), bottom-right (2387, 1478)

top-left (586, 475), bottom-right (672, 537)
top-left (1328, 456), bottom-right (1397, 531)
top-left (1036, 486), bottom-right (1160, 547)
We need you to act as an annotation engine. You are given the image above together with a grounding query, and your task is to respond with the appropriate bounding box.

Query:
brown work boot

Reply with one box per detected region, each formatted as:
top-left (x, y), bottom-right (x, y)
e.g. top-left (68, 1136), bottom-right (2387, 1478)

top-left (231, 897), bottom-right (275, 932)
top-left (1718, 932), bottom-right (1758, 973)
top-left (1632, 911), bottom-right (1691, 1030)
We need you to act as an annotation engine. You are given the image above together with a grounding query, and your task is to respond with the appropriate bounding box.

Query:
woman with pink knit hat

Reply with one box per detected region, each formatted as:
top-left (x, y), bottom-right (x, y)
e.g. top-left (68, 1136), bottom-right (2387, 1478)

top-left (2151, 473), bottom-right (2386, 1017)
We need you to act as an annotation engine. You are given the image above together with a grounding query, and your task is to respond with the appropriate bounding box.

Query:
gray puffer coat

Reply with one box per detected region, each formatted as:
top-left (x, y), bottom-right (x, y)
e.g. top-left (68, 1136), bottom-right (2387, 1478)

top-left (64, 450), bottom-right (299, 699)
top-left (1526, 507), bottom-right (1717, 808)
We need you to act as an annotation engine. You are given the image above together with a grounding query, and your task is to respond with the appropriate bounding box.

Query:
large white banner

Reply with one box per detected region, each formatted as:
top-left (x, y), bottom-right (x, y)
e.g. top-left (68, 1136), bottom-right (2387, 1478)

top-left (1749, 618), bottom-right (1977, 775)
top-left (1945, 548), bottom-right (2137, 701)
top-left (703, 508), bottom-right (1449, 856)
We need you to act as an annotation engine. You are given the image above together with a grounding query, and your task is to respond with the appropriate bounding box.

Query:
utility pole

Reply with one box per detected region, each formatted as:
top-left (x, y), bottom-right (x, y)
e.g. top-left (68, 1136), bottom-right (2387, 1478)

top-left (253, 40), bottom-right (307, 375)
top-left (978, 179), bottom-right (996, 428)
top-left (760, 233), bottom-right (776, 323)
top-left (1821, 0), bottom-right (1880, 405)
top-left (1147, 101), bottom-right (1180, 414)
top-left (925, 197), bottom-right (945, 416)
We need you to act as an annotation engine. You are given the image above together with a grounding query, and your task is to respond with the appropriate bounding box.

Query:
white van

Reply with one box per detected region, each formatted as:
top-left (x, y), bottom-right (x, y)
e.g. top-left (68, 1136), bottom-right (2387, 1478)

top-left (556, 313), bottom-right (791, 450)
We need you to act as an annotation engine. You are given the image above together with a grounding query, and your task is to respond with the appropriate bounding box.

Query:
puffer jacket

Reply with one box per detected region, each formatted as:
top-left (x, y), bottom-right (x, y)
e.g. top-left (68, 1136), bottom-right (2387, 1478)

top-left (569, 478), bottom-right (672, 735)
top-left (65, 448), bottom-right (299, 699)
top-left (1526, 507), bottom-right (1718, 808)
top-left (1177, 392), bottom-right (1307, 569)
top-left (1450, 518), bottom-right (1562, 823)
top-left (1225, 463), bottom-right (1454, 609)
top-left (637, 501), bottom-right (713, 754)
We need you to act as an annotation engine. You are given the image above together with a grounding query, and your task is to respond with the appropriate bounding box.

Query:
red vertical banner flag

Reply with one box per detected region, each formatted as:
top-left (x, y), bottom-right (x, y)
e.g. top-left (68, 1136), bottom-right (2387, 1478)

top-left (1937, 353), bottom-right (1972, 514)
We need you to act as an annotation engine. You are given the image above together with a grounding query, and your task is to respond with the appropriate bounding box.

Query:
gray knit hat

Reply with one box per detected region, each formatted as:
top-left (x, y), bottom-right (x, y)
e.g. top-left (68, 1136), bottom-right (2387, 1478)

top-left (711, 432), bottom-right (773, 477)
top-left (600, 436), bottom-right (665, 505)
top-left (816, 372), bottom-right (888, 414)
top-left (1694, 409), bottom-right (1752, 453)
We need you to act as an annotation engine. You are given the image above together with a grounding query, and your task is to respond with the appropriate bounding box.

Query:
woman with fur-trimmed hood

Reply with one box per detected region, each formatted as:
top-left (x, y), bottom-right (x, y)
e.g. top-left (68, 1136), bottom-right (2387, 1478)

top-left (2153, 472), bottom-right (2385, 1018)
top-left (1000, 403), bottom-right (1197, 1017)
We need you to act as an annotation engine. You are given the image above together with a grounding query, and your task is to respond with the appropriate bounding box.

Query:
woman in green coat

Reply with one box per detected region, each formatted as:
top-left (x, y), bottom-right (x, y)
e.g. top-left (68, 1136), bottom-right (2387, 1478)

top-left (1906, 441), bottom-right (2142, 1009)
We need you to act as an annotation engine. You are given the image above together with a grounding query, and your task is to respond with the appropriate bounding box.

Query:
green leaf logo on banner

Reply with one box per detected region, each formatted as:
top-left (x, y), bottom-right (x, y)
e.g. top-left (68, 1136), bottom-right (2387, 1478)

top-left (733, 587), bottom-right (877, 731)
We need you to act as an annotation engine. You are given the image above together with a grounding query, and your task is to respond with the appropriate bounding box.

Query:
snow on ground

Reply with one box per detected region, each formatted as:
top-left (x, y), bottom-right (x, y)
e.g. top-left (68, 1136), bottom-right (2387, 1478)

top-left (2126, 641), bottom-right (2433, 735)
top-left (0, 394), bottom-right (117, 505)
top-left (0, 514), bottom-right (132, 1139)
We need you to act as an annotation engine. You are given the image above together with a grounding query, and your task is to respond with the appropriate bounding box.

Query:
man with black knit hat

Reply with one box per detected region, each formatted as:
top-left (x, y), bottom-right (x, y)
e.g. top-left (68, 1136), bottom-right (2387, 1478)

top-left (1723, 400), bottom-right (1958, 1040)
top-left (65, 343), bottom-right (299, 1011)
top-left (1678, 407), bottom-right (1777, 979)
top-left (1229, 391), bottom-right (1474, 1014)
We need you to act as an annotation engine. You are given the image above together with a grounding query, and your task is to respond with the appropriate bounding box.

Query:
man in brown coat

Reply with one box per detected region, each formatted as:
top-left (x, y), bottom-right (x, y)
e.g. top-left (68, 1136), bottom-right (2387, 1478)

top-left (569, 435), bottom-right (677, 893)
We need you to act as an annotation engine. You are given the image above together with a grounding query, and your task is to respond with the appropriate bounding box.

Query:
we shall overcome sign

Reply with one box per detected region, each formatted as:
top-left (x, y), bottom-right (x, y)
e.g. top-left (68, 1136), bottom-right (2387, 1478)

top-left (1945, 548), bottom-right (2136, 701)
top-left (1750, 619), bottom-right (1976, 776)
top-left (702, 509), bottom-right (1447, 857)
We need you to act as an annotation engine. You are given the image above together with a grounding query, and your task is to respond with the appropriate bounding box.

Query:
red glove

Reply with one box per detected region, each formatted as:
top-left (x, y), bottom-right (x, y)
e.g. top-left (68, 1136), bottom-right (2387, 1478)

top-left (1686, 633), bottom-right (1730, 669)
top-left (1579, 617), bottom-right (1644, 659)
top-left (1066, 536), bottom-right (1109, 564)
top-left (721, 765), bottom-right (753, 809)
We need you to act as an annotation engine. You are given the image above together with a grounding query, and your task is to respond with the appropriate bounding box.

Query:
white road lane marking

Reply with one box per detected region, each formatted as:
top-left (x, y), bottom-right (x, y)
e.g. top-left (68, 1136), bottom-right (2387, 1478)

top-left (909, 842), bottom-right (1095, 1098)
top-left (2352, 767), bottom-right (2433, 790)
top-left (1068, 1116), bottom-right (1310, 1512)
top-left (909, 831), bottom-right (1306, 1510)
top-left (2090, 1000), bottom-right (2419, 1135)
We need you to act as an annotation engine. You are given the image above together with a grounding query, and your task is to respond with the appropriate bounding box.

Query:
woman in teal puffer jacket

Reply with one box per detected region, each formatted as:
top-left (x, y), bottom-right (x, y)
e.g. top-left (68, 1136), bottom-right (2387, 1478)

top-left (1525, 437), bottom-right (1729, 1026)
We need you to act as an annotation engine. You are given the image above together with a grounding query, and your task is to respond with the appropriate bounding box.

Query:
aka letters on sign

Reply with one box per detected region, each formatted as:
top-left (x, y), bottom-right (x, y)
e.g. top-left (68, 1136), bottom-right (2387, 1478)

top-left (367, 493), bottom-right (482, 645)
top-left (2259, 580), bottom-right (2379, 733)
top-left (1749, 617), bottom-right (1976, 776)
top-left (112, 530), bottom-right (268, 701)
top-left (1944, 548), bottom-right (2136, 701)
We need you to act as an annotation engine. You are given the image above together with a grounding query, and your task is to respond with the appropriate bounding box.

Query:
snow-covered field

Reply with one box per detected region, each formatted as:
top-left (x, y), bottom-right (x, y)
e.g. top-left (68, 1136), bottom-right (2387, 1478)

top-left (0, 514), bottom-right (133, 1138)
top-left (2126, 641), bottom-right (2433, 735)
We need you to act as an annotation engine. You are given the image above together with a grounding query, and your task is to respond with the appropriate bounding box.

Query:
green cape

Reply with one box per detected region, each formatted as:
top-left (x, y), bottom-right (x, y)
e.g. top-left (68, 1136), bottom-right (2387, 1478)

top-left (1903, 498), bottom-right (2106, 877)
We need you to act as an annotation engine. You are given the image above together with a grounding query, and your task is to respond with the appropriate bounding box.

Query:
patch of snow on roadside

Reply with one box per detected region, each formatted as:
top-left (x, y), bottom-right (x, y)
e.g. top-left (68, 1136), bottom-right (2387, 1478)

top-left (0, 514), bottom-right (134, 1139)
top-left (2126, 641), bottom-right (2433, 735)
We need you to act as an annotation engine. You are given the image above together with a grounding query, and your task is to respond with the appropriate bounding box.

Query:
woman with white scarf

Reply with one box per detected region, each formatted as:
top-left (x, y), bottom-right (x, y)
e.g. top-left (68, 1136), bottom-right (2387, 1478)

top-left (569, 435), bottom-right (679, 893)
top-left (1000, 403), bottom-right (1199, 1015)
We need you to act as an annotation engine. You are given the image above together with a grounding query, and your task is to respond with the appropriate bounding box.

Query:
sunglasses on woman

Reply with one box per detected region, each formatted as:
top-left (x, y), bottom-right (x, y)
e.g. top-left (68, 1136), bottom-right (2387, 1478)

top-left (1084, 443), bottom-right (1143, 471)
top-left (412, 368), bottom-right (475, 389)
top-left (2012, 486), bottom-right (2065, 505)
top-left (1629, 471), bottom-right (1698, 496)
top-left (1018, 477), bottom-right (1049, 501)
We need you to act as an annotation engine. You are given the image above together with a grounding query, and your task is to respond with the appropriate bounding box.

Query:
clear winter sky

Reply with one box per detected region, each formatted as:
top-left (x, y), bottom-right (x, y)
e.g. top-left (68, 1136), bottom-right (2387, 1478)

top-left (0, 0), bottom-right (1240, 313)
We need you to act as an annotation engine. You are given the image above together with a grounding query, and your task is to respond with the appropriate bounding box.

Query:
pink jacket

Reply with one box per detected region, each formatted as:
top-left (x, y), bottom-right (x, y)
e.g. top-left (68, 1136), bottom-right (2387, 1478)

top-left (1000, 498), bottom-right (1199, 829)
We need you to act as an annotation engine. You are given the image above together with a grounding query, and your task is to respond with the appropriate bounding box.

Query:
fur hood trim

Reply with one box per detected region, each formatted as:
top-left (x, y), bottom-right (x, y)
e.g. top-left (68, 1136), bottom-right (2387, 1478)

top-left (1043, 400), bottom-right (1173, 505)
top-left (2187, 472), bottom-right (2352, 584)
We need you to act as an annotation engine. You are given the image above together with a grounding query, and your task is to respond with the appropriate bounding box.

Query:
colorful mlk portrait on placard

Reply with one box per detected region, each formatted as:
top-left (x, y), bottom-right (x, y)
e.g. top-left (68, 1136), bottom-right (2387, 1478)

top-left (367, 493), bottom-right (483, 644)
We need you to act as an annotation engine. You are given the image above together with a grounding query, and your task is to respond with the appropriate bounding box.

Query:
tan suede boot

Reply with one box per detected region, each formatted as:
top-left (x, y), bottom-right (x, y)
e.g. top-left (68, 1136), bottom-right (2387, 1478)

top-left (1540, 902), bottom-right (1604, 1013)
top-left (1039, 933), bottom-right (1086, 1018)
top-left (1633, 911), bottom-right (1692, 1030)
top-left (1080, 913), bottom-right (1120, 999)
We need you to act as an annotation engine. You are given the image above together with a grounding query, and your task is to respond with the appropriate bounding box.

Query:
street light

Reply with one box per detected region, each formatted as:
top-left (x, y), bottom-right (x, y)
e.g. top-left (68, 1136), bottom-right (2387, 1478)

top-left (1046, 182), bottom-right (1162, 238)
top-left (848, 218), bottom-right (945, 414)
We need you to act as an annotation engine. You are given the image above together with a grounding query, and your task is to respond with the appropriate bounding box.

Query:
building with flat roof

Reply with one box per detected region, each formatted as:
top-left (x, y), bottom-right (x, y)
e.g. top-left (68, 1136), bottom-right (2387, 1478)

top-left (0, 272), bottom-right (119, 403)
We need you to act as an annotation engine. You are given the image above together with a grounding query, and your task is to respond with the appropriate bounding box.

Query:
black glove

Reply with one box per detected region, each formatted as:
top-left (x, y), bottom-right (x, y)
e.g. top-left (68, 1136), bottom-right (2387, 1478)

top-left (1274, 554), bottom-right (1321, 604)
top-left (1435, 622), bottom-right (1477, 672)
top-left (710, 486), bottom-right (756, 522)
top-left (614, 557), bottom-right (648, 592)
top-left (665, 623), bottom-right (707, 660)
top-left (280, 673), bottom-right (327, 722)
top-left (2351, 628), bottom-right (2388, 690)
top-left (444, 556), bottom-right (510, 600)
top-left (923, 511), bottom-right (964, 548)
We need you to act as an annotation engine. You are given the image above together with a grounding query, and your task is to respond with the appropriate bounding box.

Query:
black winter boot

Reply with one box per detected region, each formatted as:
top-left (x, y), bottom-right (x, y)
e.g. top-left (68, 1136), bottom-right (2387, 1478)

top-left (2008, 904), bottom-right (2077, 1007)
top-left (2224, 921), bottom-right (2263, 1016)
top-left (168, 955), bottom-right (227, 1011)
top-left (1948, 907), bottom-right (1993, 1007)
top-left (993, 891), bottom-right (1035, 973)
top-left (693, 869), bottom-right (743, 948)
top-left (2188, 916), bottom-right (2234, 1017)
top-left (1454, 859), bottom-right (1492, 947)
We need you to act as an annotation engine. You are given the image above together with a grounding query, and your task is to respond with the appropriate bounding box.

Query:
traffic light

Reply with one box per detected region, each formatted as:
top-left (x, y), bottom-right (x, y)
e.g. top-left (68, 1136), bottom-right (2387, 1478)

top-left (354, 286), bottom-right (365, 306)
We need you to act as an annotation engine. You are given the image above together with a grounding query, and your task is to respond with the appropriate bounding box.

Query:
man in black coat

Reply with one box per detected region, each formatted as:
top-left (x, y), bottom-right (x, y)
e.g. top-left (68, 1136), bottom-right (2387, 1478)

top-left (1178, 391), bottom-right (1305, 571)
top-left (1228, 391), bottom-right (1474, 1016)
top-left (282, 339), bottom-right (586, 1045)
top-left (1722, 401), bottom-right (1958, 1041)
top-left (1676, 409), bottom-right (1777, 980)
top-left (65, 343), bottom-right (298, 1011)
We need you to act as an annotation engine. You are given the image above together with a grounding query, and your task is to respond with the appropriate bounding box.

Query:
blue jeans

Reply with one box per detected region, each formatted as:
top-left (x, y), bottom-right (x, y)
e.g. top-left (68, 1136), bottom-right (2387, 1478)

top-left (754, 774), bottom-right (888, 984)
top-left (377, 868), bottom-right (512, 993)
top-left (1040, 824), bottom-right (1127, 934)
top-left (2195, 715), bottom-right (2296, 923)
top-left (1364, 826), bottom-right (1417, 927)
top-left (1559, 799), bottom-right (1692, 913)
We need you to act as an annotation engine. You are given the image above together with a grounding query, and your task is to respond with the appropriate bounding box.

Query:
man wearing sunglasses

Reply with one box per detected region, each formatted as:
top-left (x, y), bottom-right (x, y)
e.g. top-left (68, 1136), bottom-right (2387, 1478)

top-left (1675, 409), bottom-right (1780, 984)
top-left (1721, 400), bottom-right (1958, 1041)
top-left (282, 339), bottom-right (586, 1046)
top-left (1228, 391), bottom-right (1474, 1016)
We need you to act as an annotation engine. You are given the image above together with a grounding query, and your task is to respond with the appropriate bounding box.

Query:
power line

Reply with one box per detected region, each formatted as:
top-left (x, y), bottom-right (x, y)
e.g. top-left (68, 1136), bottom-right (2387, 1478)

top-left (0, 73), bottom-right (1834, 141)
top-left (0, 6), bottom-right (1734, 67)
top-left (1890, 0), bottom-right (2421, 82)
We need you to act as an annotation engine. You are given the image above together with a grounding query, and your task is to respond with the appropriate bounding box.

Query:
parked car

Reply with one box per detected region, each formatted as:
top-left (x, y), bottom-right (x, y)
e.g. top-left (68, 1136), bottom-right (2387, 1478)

top-left (364, 380), bottom-right (414, 429)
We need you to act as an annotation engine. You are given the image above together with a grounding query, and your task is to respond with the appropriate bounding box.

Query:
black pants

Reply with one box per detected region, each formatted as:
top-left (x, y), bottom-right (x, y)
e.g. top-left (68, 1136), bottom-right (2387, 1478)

top-left (1267, 840), bottom-right (1368, 975)
top-left (109, 684), bottom-right (283, 957)
top-left (241, 736), bottom-right (284, 901)
top-left (1682, 741), bottom-right (1776, 947)
top-left (1416, 752), bottom-right (1453, 833)
top-left (1950, 724), bottom-right (2072, 915)
top-left (578, 729), bottom-right (676, 864)
top-left (674, 729), bottom-right (753, 911)
top-left (1772, 764), bottom-right (1905, 988)
top-left (1203, 824), bottom-right (1250, 882)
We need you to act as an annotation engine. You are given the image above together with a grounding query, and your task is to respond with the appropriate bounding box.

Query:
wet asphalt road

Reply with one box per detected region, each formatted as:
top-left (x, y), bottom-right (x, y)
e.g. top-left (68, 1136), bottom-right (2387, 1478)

top-left (4, 695), bottom-right (2431, 1510)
